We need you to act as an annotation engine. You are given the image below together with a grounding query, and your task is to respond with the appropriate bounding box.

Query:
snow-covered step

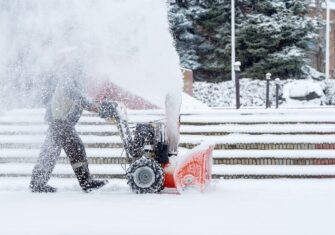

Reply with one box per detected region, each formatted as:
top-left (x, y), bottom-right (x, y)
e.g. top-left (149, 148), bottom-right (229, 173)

top-left (0, 157), bottom-right (127, 164)
top-left (3, 134), bottom-right (335, 150)
top-left (2, 163), bottom-right (335, 179)
top-left (213, 150), bottom-right (335, 159)
top-left (0, 135), bottom-right (122, 149)
top-left (4, 123), bottom-right (335, 136)
top-left (0, 148), bottom-right (192, 158)
top-left (3, 123), bottom-right (335, 134)
top-left (212, 165), bottom-right (335, 177)
top-left (182, 134), bottom-right (335, 144)
top-left (2, 149), bottom-right (335, 165)
top-left (0, 148), bottom-right (125, 158)
top-left (181, 115), bottom-right (335, 125)
top-left (0, 148), bottom-right (127, 164)
top-left (0, 135), bottom-right (121, 144)
top-left (181, 124), bottom-right (335, 135)
top-left (4, 156), bottom-right (317, 166)
top-left (4, 108), bottom-right (165, 116)
top-left (0, 115), bottom-right (100, 124)
top-left (3, 149), bottom-right (335, 159)
top-left (4, 134), bottom-right (335, 144)
top-left (2, 156), bottom-right (335, 166)
top-left (0, 124), bottom-right (119, 135)
top-left (181, 135), bottom-right (335, 150)
top-left (6, 107), bottom-right (335, 116)
top-left (0, 143), bottom-right (123, 149)
top-left (184, 107), bottom-right (335, 115)
top-left (3, 108), bottom-right (335, 125)
top-left (195, 143), bottom-right (335, 150)
top-left (2, 115), bottom-right (334, 125)
top-left (0, 114), bottom-right (164, 125)
top-left (0, 163), bottom-right (125, 178)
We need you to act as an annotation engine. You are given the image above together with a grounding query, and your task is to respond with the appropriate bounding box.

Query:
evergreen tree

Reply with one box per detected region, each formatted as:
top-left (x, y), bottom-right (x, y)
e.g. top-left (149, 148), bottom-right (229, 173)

top-left (168, 0), bottom-right (203, 70)
top-left (169, 0), bottom-right (319, 82)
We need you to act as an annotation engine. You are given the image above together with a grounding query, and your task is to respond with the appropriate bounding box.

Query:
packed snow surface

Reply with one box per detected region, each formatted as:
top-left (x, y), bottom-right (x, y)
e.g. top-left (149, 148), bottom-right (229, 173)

top-left (0, 178), bottom-right (334, 235)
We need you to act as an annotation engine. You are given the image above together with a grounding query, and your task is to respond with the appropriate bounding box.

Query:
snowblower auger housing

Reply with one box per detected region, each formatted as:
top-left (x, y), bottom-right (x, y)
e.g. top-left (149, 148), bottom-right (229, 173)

top-left (99, 100), bottom-right (214, 194)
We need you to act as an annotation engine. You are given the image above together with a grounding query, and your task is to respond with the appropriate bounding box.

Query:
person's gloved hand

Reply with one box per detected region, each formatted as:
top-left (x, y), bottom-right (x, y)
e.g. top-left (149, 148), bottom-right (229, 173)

top-left (98, 100), bottom-right (118, 119)
top-left (88, 101), bottom-right (100, 113)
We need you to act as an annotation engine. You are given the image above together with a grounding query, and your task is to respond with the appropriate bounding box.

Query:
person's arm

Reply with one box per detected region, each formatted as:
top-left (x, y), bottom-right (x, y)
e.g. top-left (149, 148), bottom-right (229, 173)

top-left (64, 80), bottom-right (99, 113)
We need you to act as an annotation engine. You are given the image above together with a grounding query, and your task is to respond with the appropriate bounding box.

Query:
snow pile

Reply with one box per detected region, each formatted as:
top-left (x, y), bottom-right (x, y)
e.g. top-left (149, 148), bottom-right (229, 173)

top-left (181, 92), bottom-right (209, 111)
top-left (282, 80), bottom-right (323, 106)
top-left (193, 78), bottom-right (335, 107)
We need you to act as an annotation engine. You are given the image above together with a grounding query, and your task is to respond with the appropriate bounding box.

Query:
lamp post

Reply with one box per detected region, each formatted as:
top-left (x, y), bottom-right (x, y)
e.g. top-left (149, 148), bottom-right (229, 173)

top-left (234, 61), bottom-right (241, 109)
top-left (326, 0), bottom-right (330, 80)
top-left (266, 73), bottom-right (271, 108)
top-left (275, 78), bottom-right (280, 109)
top-left (231, 0), bottom-right (235, 82)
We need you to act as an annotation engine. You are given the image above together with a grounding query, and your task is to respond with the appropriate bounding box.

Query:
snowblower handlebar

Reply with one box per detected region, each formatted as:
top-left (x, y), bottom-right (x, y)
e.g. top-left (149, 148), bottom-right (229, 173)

top-left (98, 100), bottom-right (134, 158)
top-left (98, 101), bottom-right (120, 119)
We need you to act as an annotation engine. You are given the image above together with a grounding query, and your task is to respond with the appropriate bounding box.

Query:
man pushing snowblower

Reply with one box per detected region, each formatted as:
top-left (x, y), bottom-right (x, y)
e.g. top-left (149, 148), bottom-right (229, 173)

top-left (29, 74), bottom-right (109, 193)
top-left (30, 74), bottom-right (213, 194)
top-left (29, 46), bottom-right (213, 193)
top-left (29, 74), bottom-right (182, 193)
top-left (26, 0), bottom-right (214, 193)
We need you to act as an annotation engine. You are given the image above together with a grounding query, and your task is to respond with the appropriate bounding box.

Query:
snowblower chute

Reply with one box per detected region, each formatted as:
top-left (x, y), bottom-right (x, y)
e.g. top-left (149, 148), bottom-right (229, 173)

top-left (99, 101), bottom-right (214, 194)
top-left (164, 143), bottom-right (213, 192)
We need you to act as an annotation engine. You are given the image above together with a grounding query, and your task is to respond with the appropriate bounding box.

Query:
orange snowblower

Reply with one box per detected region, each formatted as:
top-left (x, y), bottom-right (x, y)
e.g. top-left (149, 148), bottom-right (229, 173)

top-left (99, 101), bottom-right (214, 194)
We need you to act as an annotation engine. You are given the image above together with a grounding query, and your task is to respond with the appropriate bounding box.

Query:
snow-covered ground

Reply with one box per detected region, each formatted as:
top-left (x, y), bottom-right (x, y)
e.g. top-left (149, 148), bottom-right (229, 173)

top-left (1, 108), bottom-right (335, 235)
top-left (1, 178), bottom-right (335, 235)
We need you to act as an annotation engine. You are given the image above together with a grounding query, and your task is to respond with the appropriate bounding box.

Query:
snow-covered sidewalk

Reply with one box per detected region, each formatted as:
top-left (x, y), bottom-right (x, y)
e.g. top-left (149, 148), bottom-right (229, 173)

top-left (0, 178), bottom-right (334, 235)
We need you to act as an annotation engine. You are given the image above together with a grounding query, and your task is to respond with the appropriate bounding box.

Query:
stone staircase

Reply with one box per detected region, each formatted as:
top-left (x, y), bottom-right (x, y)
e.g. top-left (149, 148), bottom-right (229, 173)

top-left (1, 107), bottom-right (335, 179)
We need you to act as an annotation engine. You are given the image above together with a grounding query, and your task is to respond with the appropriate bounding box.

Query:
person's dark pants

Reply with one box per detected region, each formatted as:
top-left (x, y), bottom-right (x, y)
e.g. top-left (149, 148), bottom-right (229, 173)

top-left (30, 120), bottom-right (89, 188)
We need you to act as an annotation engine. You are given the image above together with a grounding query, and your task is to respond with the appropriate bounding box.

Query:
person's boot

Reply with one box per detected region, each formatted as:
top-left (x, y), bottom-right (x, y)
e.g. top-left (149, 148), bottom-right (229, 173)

top-left (82, 179), bottom-right (108, 192)
top-left (29, 183), bottom-right (57, 193)
top-left (73, 164), bottom-right (108, 192)
top-left (29, 170), bottom-right (57, 193)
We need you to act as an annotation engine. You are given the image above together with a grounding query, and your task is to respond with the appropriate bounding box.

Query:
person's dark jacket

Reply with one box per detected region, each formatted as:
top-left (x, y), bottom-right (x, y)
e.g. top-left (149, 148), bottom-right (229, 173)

top-left (45, 79), bottom-right (93, 126)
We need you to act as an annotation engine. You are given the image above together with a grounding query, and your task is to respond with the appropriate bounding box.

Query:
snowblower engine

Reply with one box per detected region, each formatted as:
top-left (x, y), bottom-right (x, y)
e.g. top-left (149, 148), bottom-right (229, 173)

top-left (99, 100), bottom-right (214, 194)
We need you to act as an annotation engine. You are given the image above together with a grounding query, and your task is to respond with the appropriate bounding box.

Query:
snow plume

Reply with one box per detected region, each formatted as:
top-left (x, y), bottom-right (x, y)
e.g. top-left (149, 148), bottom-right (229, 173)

top-left (0, 0), bottom-right (183, 110)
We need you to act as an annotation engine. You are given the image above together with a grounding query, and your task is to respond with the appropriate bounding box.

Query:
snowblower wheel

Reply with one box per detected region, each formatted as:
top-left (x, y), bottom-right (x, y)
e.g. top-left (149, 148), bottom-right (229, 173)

top-left (126, 157), bottom-right (164, 194)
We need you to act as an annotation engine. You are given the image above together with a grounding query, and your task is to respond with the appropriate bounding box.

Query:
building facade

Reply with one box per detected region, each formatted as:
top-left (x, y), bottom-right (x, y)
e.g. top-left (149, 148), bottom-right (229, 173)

top-left (309, 1), bottom-right (335, 78)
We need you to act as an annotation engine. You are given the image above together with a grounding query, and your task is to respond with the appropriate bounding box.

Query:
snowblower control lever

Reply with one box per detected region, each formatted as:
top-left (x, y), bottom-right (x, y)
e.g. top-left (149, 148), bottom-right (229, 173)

top-left (98, 101), bottom-right (134, 158)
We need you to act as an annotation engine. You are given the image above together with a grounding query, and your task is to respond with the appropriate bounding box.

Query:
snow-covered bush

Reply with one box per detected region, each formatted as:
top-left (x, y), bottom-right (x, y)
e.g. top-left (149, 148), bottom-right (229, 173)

top-left (193, 78), bottom-right (288, 107)
top-left (322, 80), bottom-right (335, 105)
top-left (302, 65), bottom-right (325, 81)
top-left (193, 78), bottom-right (335, 107)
